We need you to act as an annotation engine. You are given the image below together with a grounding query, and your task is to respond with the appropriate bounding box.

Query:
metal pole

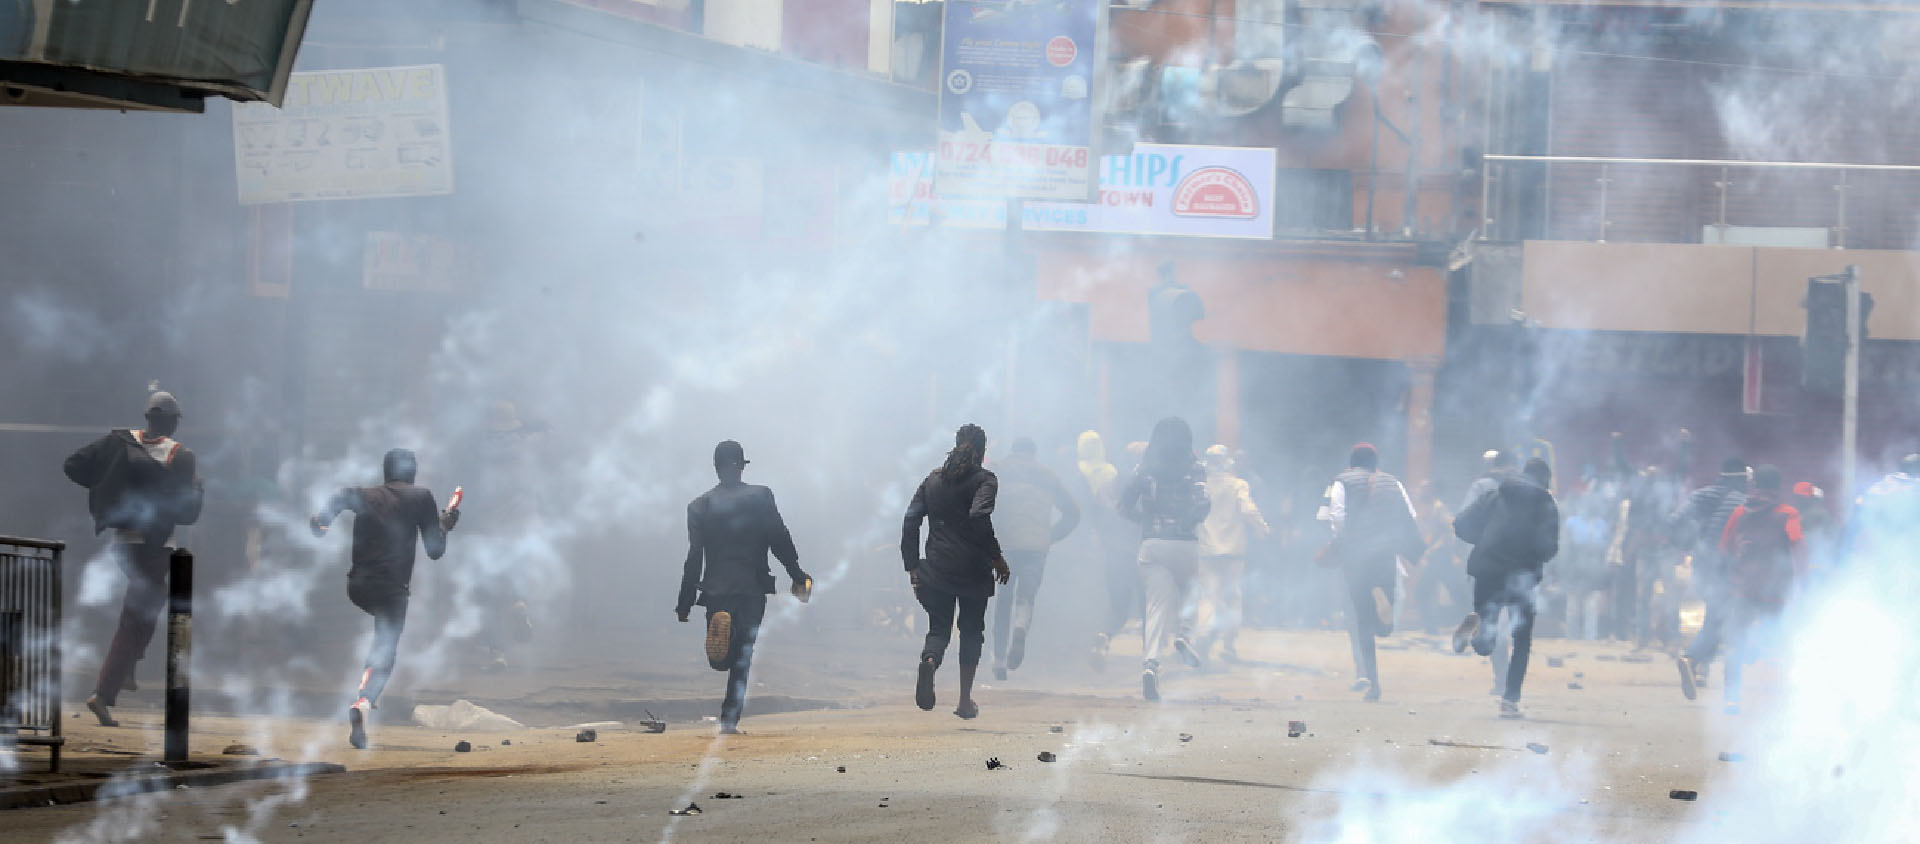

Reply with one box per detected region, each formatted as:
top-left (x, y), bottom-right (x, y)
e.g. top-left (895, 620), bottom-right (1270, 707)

top-left (1842, 265), bottom-right (1861, 513)
top-left (164, 548), bottom-right (192, 764)
top-left (1835, 170), bottom-right (1849, 249)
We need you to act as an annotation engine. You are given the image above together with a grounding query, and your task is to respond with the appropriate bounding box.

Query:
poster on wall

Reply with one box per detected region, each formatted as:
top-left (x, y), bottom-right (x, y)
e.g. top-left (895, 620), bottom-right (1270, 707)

top-left (934, 0), bottom-right (1104, 201)
top-left (231, 64), bottom-right (454, 204)
top-left (893, 144), bottom-right (1275, 239)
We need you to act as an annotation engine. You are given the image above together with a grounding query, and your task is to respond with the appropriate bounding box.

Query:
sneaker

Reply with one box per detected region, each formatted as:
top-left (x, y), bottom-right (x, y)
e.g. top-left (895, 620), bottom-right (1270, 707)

top-left (348, 698), bottom-right (371, 749)
top-left (992, 664), bottom-right (1008, 682)
top-left (1173, 637), bottom-right (1204, 669)
top-left (1007, 628), bottom-right (1028, 671)
top-left (954, 700), bottom-right (979, 720)
top-left (915, 657), bottom-right (937, 711)
top-left (1089, 634), bottom-right (1110, 673)
top-left (1676, 657), bottom-right (1698, 701)
top-left (1372, 588), bottom-right (1394, 633)
top-left (705, 611), bottom-right (734, 670)
top-left (1499, 699), bottom-right (1523, 720)
top-left (1142, 667), bottom-right (1160, 702)
top-left (1451, 614), bottom-right (1480, 654)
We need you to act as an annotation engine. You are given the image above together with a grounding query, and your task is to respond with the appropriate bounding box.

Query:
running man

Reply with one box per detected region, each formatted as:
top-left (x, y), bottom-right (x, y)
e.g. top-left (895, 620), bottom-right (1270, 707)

top-left (676, 440), bottom-right (810, 735)
top-left (903, 424), bottom-right (1011, 719)
top-left (311, 448), bottom-right (460, 749)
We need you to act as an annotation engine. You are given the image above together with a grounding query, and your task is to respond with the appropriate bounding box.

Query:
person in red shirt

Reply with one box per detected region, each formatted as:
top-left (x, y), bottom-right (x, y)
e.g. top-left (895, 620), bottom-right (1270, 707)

top-left (1715, 464), bottom-right (1806, 715)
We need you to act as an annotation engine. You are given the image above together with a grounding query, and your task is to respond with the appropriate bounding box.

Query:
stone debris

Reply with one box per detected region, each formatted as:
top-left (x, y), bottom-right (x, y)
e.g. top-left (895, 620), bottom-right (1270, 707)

top-left (670, 803), bottom-right (703, 816)
top-left (1037, 751), bottom-right (1057, 763)
top-left (576, 730), bottom-right (598, 743)
top-left (221, 744), bottom-right (259, 756)
top-left (1670, 790), bottom-right (1698, 801)
top-left (1718, 752), bottom-right (1744, 763)
top-left (712, 792), bottom-right (743, 799)
top-left (985, 757), bottom-right (1008, 770)
top-left (1049, 725), bottom-right (1065, 734)
top-left (453, 741), bottom-right (472, 753)
top-left (1527, 743), bottom-right (1549, 755)
top-left (1287, 720), bottom-right (1306, 738)
top-left (1178, 733), bottom-right (1193, 743)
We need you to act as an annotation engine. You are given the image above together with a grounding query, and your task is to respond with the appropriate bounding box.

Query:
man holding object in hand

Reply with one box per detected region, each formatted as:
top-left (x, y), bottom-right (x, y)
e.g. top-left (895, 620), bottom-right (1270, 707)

top-left (903, 424), bottom-right (1010, 720)
top-left (676, 440), bottom-right (810, 736)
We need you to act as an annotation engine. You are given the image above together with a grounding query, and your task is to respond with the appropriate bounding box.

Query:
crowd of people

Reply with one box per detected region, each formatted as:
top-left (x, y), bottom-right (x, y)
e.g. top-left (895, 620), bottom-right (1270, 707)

top-left (58, 391), bottom-right (1920, 745)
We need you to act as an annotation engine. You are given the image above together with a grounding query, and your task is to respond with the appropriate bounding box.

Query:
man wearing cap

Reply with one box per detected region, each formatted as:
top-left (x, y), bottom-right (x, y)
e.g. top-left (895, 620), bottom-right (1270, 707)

top-left (986, 437), bottom-right (1079, 681)
top-left (677, 440), bottom-right (810, 735)
top-left (1671, 457), bottom-right (1749, 698)
top-left (64, 392), bottom-right (204, 727)
top-left (311, 448), bottom-right (460, 749)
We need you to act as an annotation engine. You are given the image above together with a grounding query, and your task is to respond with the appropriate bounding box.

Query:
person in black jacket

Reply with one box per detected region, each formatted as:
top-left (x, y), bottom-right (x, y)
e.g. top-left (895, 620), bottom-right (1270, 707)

top-left (1118, 417), bottom-right (1210, 702)
top-left (1451, 458), bottom-right (1560, 719)
top-left (676, 440), bottom-right (810, 735)
top-left (65, 392), bottom-right (204, 727)
top-left (1319, 443), bottom-right (1421, 702)
top-left (903, 424), bottom-right (1011, 719)
top-left (312, 448), bottom-right (460, 749)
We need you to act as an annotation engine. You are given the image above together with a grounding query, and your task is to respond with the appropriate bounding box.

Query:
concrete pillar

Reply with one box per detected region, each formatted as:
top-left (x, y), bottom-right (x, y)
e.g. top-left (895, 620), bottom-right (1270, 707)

top-left (1407, 355), bottom-right (1440, 491)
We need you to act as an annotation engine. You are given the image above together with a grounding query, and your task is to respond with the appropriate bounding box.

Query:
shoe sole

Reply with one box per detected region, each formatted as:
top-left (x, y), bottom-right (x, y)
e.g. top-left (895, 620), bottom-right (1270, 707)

top-left (349, 708), bottom-right (368, 750)
top-left (1451, 614), bottom-right (1479, 654)
top-left (706, 612), bottom-right (733, 670)
top-left (1142, 672), bottom-right (1160, 702)
top-left (1174, 639), bottom-right (1203, 669)
top-left (915, 660), bottom-right (937, 711)
top-left (1677, 658), bottom-right (1698, 701)
top-left (954, 704), bottom-right (978, 720)
top-left (1007, 630), bottom-right (1027, 671)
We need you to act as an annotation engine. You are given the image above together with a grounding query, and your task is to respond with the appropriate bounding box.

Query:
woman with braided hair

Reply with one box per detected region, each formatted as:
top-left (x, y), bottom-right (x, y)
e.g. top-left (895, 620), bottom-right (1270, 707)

top-left (902, 424), bottom-right (1012, 719)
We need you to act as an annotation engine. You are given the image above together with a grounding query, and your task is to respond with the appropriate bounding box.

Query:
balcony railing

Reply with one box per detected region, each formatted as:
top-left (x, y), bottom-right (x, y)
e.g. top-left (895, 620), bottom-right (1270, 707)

top-left (1480, 153), bottom-right (1920, 251)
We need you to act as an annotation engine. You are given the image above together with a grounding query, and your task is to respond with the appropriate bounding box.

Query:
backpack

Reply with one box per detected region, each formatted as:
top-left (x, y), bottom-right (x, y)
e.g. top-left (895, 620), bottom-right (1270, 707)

top-left (1728, 505), bottom-right (1793, 605)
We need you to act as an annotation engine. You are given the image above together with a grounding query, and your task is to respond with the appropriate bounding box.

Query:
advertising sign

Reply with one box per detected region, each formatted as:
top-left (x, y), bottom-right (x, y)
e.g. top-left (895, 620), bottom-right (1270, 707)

top-left (935, 0), bottom-right (1102, 201)
top-left (231, 65), bottom-right (454, 205)
top-left (892, 144), bottom-right (1275, 239)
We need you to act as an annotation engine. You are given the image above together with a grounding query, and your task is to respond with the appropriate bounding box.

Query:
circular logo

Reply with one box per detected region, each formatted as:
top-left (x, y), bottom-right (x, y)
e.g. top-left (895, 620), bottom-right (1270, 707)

top-left (946, 69), bottom-right (973, 94)
top-left (1046, 36), bottom-right (1077, 67)
top-left (1005, 101), bottom-right (1042, 138)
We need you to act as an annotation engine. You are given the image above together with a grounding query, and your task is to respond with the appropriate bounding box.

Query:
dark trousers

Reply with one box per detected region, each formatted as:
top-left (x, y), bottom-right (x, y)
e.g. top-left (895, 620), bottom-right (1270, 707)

top-left (991, 549), bottom-right (1048, 665)
top-left (1101, 538), bottom-right (1140, 637)
top-left (916, 583), bottom-right (988, 668)
top-left (1341, 558), bottom-right (1395, 686)
top-left (1472, 570), bottom-right (1539, 702)
top-left (348, 579), bottom-right (410, 706)
top-left (94, 541), bottom-right (171, 706)
top-left (706, 594), bottom-right (766, 728)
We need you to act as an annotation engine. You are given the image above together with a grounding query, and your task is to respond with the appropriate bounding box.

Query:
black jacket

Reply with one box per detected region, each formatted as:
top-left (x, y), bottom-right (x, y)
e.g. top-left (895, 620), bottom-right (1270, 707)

top-left (319, 482), bottom-right (447, 594)
top-left (678, 482), bottom-right (803, 614)
top-left (902, 465), bottom-right (1003, 598)
top-left (64, 429), bottom-right (203, 537)
top-left (1458, 476), bottom-right (1561, 579)
top-left (1118, 459), bottom-right (1210, 542)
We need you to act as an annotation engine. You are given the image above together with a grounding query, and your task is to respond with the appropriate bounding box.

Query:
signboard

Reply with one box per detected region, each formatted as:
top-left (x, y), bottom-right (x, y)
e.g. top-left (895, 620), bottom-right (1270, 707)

top-left (0, 0), bottom-right (312, 106)
top-left (893, 144), bottom-right (1275, 239)
top-left (231, 65), bottom-right (454, 205)
top-left (935, 0), bottom-right (1103, 201)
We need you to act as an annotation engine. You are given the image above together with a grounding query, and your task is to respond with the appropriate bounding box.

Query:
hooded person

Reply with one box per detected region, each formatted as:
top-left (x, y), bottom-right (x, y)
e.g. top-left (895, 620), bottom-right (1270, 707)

top-left (674, 440), bottom-right (810, 735)
top-left (1196, 445), bottom-right (1269, 663)
top-left (65, 391), bottom-right (204, 727)
top-left (987, 438), bottom-right (1080, 680)
top-left (1671, 457), bottom-right (1749, 697)
top-left (311, 448), bottom-right (461, 749)
top-left (1318, 443), bottom-right (1421, 701)
top-left (903, 424), bottom-right (1011, 719)
top-left (1117, 417), bottom-right (1211, 701)
top-left (1451, 458), bottom-right (1560, 719)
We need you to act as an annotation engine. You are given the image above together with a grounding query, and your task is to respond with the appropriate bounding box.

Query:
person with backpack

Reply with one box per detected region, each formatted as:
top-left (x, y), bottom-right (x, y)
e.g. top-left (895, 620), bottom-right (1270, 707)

top-left (1715, 465), bottom-right (1805, 715)
top-left (65, 392), bottom-right (204, 728)
top-left (1671, 457), bottom-right (1749, 698)
top-left (903, 424), bottom-right (1012, 719)
top-left (1451, 458), bottom-right (1560, 719)
top-left (1318, 443), bottom-right (1422, 702)
top-left (311, 448), bottom-right (461, 748)
top-left (1117, 417), bottom-right (1211, 702)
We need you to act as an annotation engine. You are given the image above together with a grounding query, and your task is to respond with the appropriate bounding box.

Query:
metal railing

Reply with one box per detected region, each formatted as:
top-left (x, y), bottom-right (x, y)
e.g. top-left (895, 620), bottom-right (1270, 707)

top-left (1480, 153), bottom-right (1920, 248)
top-left (1, 536), bottom-right (64, 772)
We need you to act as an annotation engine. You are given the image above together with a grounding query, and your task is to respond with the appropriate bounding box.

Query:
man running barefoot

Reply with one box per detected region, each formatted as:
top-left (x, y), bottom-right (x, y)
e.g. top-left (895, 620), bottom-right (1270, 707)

top-left (312, 449), bottom-right (459, 749)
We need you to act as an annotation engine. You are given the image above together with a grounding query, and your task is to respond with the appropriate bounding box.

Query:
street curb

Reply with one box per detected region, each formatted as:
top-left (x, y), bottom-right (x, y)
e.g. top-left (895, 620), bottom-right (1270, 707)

top-left (0, 761), bottom-right (346, 810)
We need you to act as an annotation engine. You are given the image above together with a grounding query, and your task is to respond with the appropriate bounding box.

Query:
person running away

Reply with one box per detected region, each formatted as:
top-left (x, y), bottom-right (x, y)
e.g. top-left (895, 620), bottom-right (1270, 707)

top-left (903, 424), bottom-right (1011, 719)
top-left (65, 391), bottom-right (204, 727)
top-left (1451, 458), bottom-right (1560, 719)
top-left (1715, 465), bottom-right (1804, 715)
top-left (1671, 457), bottom-right (1748, 699)
top-left (1318, 443), bottom-right (1421, 702)
top-left (675, 440), bottom-right (810, 735)
top-left (1079, 430), bottom-right (1140, 672)
top-left (987, 437), bottom-right (1079, 681)
top-left (1196, 445), bottom-right (1270, 664)
top-left (311, 448), bottom-right (460, 749)
top-left (1117, 417), bottom-right (1211, 702)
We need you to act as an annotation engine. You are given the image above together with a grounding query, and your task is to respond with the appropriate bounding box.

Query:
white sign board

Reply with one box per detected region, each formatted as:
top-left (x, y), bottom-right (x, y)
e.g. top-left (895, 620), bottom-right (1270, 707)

top-left (232, 64), bottom-right (454, 204)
